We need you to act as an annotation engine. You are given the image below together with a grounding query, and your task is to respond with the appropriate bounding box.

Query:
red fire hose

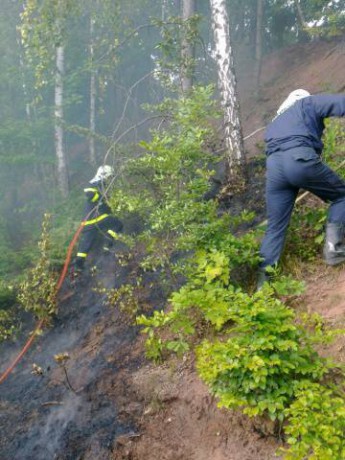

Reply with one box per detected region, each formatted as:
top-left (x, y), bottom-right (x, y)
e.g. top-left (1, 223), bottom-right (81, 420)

top-left (0, 223), bottom-right (85, 385)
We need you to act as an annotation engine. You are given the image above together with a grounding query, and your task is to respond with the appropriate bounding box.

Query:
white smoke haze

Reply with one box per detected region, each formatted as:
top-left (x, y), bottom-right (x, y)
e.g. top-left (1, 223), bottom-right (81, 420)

top-left (41, 395), bottom-right (84, 454)
top-left (13, 394), bottom-right (85, 460)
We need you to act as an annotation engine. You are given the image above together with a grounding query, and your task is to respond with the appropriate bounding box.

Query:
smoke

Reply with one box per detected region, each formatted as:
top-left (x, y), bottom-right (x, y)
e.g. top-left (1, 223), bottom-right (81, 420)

top-left (13, 394), bottom-right (84, 460)
top-left (44, 395), bottom-right (83, 451)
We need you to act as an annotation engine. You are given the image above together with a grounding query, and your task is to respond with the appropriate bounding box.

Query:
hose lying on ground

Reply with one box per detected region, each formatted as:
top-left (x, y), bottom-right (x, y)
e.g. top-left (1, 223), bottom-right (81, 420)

top-left (0, 222), bottom-right (86, 385)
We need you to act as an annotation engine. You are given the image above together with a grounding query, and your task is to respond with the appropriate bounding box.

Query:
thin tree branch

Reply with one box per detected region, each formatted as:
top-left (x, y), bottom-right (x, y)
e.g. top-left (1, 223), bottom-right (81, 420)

top-left (111, 70), bottom-right (156, 140)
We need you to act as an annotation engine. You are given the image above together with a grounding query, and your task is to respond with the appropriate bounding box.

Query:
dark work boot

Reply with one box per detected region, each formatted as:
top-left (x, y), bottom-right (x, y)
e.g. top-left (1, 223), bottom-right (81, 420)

top-left (256, 267), bottom-right (271, 291)
top-left (72, 257), bottom-right (85, 280)
top-left (74, 256), bottom-right (85, 271)
top-left (323, 223), bottom-right (345, 266)
top-left (103, 238), bottom-right (114, 255)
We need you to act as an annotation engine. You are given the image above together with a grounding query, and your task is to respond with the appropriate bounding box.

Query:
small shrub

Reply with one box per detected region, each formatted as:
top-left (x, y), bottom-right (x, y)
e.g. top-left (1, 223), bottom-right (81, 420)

top-left (18, 214), bottom-right (57, 321)
top-left (0, 282), bottom-right (17, 310)
top-left (196, 288), bottom-right (330, 422)
top-left (0, 282), bottom-right (18, 342)
top-left (282, 382), bottom-right (345, 460)
top-left (284, 206), bottom-right (326, 264)
top-left (0, 309), bottom-right (17, 342)
top-left (98, 283), bottom-right (140, 319)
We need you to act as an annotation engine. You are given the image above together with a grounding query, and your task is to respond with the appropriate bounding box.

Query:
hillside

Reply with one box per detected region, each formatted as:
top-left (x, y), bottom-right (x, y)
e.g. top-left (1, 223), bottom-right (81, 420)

top-left (0, 37), bottom-right (344, 460)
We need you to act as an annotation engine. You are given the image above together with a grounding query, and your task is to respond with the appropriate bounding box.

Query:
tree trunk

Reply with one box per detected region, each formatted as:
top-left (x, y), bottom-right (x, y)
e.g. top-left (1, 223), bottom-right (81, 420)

top-left (255, 0), bottom-right (264, 91)
top-left (54, 44), bottom-right (69, 197)
top-left (162, 0), bottom-right (168, 20)
top-left (17, 33), bottom-right (31, 120)
top-left (209, 0), bottom-right (245, 181)
top-left (89, 15), bottom-right (97, 166)
top-left (181, 0), bottom-right (196, 94)
top-left (294, 0), bottom-right (309, 41)
top-left (294, 0), bottom-right (306, 28)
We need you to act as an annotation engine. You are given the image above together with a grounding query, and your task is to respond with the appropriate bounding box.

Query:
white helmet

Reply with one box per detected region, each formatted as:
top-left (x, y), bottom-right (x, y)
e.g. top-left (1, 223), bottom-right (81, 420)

top-left (276, 89), bottom-right (310, 116)
top-left (90, 165), bottom-right (114, 184)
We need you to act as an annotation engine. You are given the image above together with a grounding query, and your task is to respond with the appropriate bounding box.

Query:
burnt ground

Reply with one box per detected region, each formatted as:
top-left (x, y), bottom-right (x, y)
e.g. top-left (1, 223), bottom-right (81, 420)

top-left (0, 252), bottom-right (142, 460)
top-left (1, 36), bottom-right (345, 460)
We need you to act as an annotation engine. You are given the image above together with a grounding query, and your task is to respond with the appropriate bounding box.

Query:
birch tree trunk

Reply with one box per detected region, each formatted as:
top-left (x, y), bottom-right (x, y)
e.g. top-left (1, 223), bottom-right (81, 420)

top-left (17, 34), bottom-right (31, 120)
top-left (209, 0), bottom-right (245, 181)
top-left (181, 0), bottom-right (195, 94)
top-left (89, 15), bottom-right (97, 166)
top-left (54, 44), bottom-right (69, 197)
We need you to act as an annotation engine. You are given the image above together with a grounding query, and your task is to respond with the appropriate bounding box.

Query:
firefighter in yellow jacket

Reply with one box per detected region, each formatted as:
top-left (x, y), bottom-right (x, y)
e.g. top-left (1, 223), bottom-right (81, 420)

top-left (74, 165), bottom-right (123, 273)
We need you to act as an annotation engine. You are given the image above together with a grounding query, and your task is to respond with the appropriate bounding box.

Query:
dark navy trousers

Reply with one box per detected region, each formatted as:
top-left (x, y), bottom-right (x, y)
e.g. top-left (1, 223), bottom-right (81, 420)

top-left (78, 215), bottom-right (123, 256)
top-left (259, 147), bottom-right (345, 268)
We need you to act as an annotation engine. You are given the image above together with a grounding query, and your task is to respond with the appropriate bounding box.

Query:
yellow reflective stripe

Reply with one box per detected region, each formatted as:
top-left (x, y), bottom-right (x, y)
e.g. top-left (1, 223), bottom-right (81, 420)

top-left (83, 213), bottom-right (109, 226)
top-left (91, 192), bottom-right (100, 203)
top-left (107, 230), bottom-right (118, 239)
top-left (84, 188), bottom-right (100, 203)
top-left (77, 252), bottom-right (87, 258)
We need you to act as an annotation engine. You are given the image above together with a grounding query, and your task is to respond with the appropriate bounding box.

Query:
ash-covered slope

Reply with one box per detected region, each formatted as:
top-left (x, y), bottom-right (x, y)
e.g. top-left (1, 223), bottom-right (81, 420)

top-left (0, 252), bottom-right (142, 460)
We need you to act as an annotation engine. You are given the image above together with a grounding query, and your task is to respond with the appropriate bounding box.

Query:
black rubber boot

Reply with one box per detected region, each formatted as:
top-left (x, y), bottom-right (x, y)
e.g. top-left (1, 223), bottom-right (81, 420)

top-left (74, 257), bottom-right (85, 271)
top-left (72, 258), bottom-right (85, 281)
top-left (323, 223), bottom-right (345, 266)
top-left (103, 238), bottom-right (115, 255)
top-left (256, 267), bottom-right (271, 291)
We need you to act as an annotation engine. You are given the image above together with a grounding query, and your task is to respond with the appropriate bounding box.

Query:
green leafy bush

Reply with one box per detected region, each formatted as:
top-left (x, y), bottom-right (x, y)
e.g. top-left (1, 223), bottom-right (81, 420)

top-left (283, 205), bottom-right (326, 264)
top-left (0, 309), bottom-right (17, 342)
top-left (0, 277), bottom-right (19, 342)
top-left (196, 288), bottom-right (330, 422)
top-left (282, 382), bottom-right (345, 460)
top-left (18, 214), bottom-right (57, 320)
top-left (137, 232), bottom-right (261, 361)
top-left (0, 282), bottom-right (17, 310)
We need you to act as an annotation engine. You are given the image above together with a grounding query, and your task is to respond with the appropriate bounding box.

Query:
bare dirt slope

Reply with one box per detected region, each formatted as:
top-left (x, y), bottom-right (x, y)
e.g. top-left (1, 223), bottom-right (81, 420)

top-left (0, 37), bottom-right (344, 460)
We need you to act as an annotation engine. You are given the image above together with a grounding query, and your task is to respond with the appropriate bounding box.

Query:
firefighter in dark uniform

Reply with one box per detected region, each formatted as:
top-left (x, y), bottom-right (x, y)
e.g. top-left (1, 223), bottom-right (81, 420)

top-left (258, 90), bottom-right (345, 289)
top-left (74, 165), bottom-right (123, 273)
